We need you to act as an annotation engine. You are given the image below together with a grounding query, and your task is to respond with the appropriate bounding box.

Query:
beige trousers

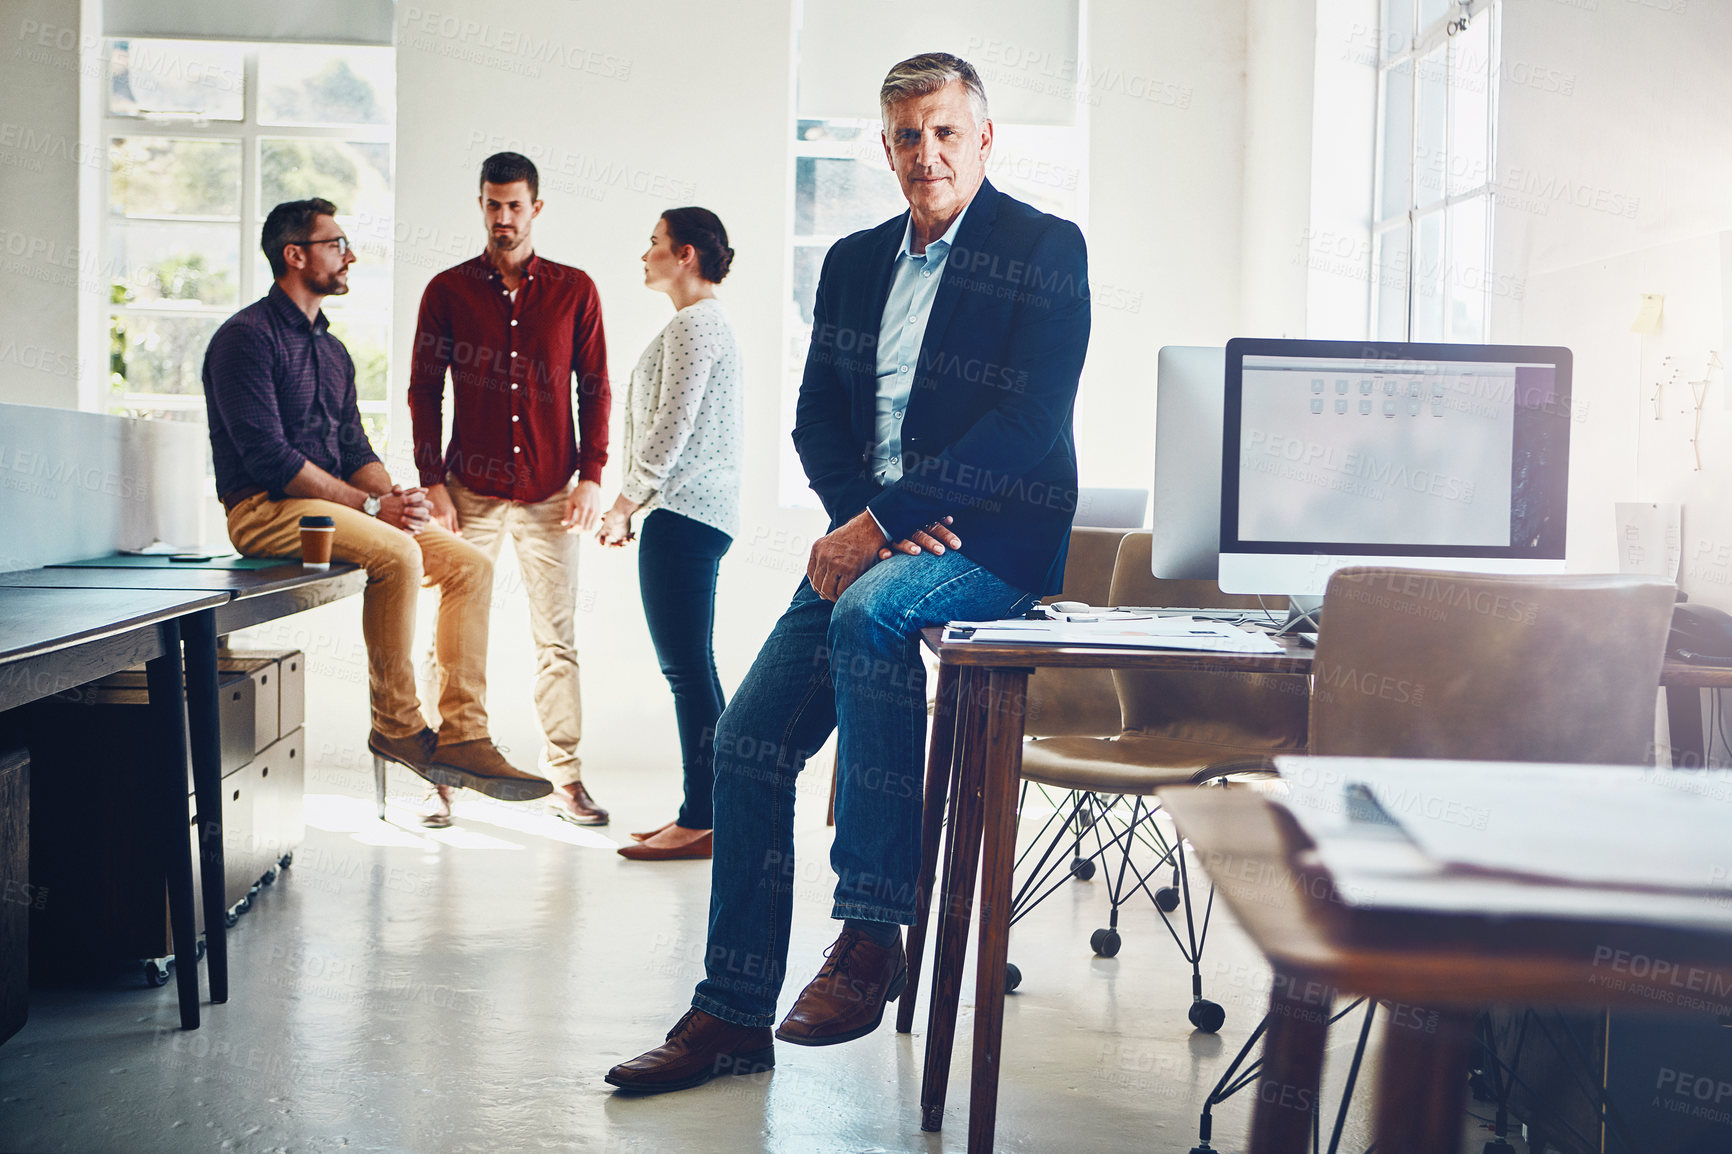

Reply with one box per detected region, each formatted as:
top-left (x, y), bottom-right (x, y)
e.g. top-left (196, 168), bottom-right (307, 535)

top-left (226, 492), bottom-right (494, 743)
top-left (442, 478), bottom-right (584, 785)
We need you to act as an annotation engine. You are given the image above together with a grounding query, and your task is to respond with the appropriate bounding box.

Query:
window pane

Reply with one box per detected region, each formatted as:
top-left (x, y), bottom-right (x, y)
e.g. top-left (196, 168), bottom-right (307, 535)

top-left (1411, 212), bottom-right (1445, 342)
top-left (1418, 0), bottom-right (1451, 31)
top-left (1378, 62), bottom-right (1413, 220)
top-left (1446, 198), bottom-right (1488, 343)
top-left (110, 222), bottom-right (239, 307)
top-left (109, 314), bottom-right (223, 396)
top-left (1414, 47), bottom-right (1446, 209)
top-left (794, 157), bottom-right (904, 238)
top-left (1448, 16), bottom-right (1490, 196)
top-left (107, 40), bottom-right (243, 121)
top-left (258, 46), bottom-right (394, 127)
top-left (326, 317), bottom-right (390, 403)
top-left (110, 138), bottom-right (241, 218)
top-left (792, 245), bottom-right (826, 326)
top-left (260, 140), bottom-right (393, 222)
top-left (1373, 230), bottom-right (1410, 341)
top-left (1381, 0), bottom-right (1413, 58)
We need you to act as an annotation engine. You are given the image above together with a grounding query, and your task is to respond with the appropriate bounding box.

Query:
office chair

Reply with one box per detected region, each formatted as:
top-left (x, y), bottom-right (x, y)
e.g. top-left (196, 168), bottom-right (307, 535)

top-left (999, 531), bottom-right (1310, 1026)
top-left (1189, 566), bottom-right (1676, 1154)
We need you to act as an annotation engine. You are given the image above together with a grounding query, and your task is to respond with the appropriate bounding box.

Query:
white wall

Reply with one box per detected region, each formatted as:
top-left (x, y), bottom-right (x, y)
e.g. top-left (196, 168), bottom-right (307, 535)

top-left (1496, 0), bottom-right (1732, 598)
top-left (0, 0), bottom-right (94, 410)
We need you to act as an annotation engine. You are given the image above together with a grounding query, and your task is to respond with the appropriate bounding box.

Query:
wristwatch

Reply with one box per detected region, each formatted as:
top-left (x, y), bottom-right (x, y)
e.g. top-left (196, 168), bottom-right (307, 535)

top-left (362, 494), bottom-right (382, 517)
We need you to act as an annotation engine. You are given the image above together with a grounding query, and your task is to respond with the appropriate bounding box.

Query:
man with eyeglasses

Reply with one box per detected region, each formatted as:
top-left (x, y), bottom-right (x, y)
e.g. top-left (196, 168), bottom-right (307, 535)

top-left (201, 197), bottom-right (553, 804)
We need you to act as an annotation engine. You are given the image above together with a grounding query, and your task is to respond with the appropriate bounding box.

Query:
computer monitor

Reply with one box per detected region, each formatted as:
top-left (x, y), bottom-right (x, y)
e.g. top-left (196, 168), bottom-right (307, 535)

top-left (1218, 338), bottom-right (1573, 596)
top-left (1150, 346), bottom-right (1226, 579)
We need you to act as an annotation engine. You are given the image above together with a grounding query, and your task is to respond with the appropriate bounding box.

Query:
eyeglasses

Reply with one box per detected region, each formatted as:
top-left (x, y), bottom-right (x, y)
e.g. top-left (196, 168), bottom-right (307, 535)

top-left (292, 236), bottom-right (351, 255)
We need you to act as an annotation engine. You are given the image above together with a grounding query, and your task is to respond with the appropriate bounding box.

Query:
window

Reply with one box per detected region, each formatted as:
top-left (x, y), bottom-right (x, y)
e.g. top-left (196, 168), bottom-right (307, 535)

top-left (1372, 0), bottom-right (1497, 343)
top-left (782, 117), bottom-right (1087, 507)
top-left (103, 40), bottom-right (395, 449)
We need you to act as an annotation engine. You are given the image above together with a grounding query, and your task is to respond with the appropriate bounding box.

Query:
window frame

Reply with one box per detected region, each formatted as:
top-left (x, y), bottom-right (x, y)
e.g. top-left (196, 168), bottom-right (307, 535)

top-left (101, 40), bottom-right (394, 443)
top-left (1371, 0), bottom-right (1500, 344)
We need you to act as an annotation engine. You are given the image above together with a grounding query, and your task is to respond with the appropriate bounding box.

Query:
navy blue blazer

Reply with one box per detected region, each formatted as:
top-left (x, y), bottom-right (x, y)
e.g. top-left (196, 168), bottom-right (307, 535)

top-left (792, 180), bottom-right (1091, 596)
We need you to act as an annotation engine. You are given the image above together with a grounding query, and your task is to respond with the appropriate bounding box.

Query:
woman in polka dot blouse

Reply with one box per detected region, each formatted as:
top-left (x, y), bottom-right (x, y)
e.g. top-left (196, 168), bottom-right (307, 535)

top-left (600, 207), bottom-right (743, 861)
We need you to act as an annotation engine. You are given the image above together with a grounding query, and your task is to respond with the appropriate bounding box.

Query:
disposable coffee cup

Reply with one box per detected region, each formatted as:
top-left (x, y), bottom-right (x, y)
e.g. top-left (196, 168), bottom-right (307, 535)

top-left (299, 515), bottom-right (335, 568)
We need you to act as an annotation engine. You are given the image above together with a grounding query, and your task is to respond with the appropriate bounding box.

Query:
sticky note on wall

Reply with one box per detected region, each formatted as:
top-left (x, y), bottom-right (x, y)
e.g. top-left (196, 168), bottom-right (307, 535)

top-left (1631, 293), bottom-right (1664, 334)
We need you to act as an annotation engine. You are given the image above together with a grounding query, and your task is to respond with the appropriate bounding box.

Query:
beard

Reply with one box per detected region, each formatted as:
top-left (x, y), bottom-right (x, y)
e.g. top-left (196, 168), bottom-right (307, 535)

top-left (308, 272), bottom-right (350, 296)
top-left (488, 229), bottom-right (527, 255)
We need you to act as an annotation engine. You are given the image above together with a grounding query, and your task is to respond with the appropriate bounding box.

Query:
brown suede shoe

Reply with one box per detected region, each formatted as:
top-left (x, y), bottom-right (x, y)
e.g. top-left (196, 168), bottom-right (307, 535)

top-left (427, 739), bottom-right (553, 801)
top-left (367, 727), bottom-right (440, 781)
top-left (547, 780), bottom-right (609, 826)
top-left (774, 927), bottom-right (907, 1047)
top-left (605, 1008), bottom-right (775, 1094)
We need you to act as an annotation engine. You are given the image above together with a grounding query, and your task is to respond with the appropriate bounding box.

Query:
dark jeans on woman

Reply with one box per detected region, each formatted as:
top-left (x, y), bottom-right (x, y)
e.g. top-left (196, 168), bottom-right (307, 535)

top-left (637, 508), bottom-right (732, 829)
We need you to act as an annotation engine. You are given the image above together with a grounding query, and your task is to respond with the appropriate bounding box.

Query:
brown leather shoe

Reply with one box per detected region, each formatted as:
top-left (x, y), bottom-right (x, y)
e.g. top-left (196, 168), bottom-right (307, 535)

top-left (368, 727), bottom-right (440, 780)
top-left (427, 739), bottom-right (553, 801)
top-left (774, 927), bottom-right (907, 1047)
top-left (605, 1008), bottom-right (775, 1094)
top-left (617, 830), bottom-right (712, 861)
top-left (548, 780), bottom-right (609, 826)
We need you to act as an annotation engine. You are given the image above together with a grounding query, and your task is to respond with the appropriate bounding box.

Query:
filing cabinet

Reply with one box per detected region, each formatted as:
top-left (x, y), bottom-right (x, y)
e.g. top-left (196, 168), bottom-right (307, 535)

top-left (22, 651), bottom-right (307, 978)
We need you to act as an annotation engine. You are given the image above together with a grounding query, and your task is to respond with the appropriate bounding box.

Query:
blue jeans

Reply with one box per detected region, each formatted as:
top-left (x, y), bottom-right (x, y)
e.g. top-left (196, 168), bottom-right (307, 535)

top-left (691, 550), bottom-right (1032, 1027)
top-left (637, 509), bottom-right (732, 830)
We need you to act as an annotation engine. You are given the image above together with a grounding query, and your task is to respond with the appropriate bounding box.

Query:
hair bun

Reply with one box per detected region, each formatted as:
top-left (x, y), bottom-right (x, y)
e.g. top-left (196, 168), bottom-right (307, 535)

top-left (661, 207), bottom-right (733, 284)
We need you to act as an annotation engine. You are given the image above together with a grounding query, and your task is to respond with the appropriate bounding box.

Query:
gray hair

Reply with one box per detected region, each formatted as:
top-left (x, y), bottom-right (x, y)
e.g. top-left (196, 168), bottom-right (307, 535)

top-left (879, 52), bottom-right (989, 128)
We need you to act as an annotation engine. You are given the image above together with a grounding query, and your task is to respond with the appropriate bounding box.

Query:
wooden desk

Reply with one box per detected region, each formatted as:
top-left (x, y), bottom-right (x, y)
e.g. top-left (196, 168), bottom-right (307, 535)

top-left (0, 561), bottom-right (363, 1011)
top-left (904, 631), bottom-right (1311, 1152)
top-left (1159, 785), bottom-right (1732, 1154)
top-left (903, 630), bottom-right (1732, 1152)
top-left (0, 586), bottom-right (228, 1030)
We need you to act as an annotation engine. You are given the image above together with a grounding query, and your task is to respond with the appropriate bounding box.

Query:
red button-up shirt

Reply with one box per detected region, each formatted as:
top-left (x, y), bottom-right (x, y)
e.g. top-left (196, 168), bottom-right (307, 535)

top-left (409, 252), bottom-right (610, 503)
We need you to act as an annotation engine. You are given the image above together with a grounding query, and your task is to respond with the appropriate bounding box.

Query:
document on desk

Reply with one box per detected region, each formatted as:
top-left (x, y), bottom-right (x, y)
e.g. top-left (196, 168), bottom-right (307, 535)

top-left (944, 616), bottom-right (1284, 654)
top-left (1270, 756), bottom-right (1732, 933)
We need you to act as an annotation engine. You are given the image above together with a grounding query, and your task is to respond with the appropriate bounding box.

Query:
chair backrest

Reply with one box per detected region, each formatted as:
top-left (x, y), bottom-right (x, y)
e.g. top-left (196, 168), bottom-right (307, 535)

top-left (1024, 526), bottom-right (1128, 737)
top-left (1107, 532), bottom-right (1310, 752)
top-left (1309, 568), bottom-right (1676, 763)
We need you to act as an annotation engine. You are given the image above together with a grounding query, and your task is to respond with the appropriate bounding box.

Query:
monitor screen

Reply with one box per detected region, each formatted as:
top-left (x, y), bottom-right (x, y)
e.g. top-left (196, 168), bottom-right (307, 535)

top-left (1218, 338), bottom-right (1573, 595)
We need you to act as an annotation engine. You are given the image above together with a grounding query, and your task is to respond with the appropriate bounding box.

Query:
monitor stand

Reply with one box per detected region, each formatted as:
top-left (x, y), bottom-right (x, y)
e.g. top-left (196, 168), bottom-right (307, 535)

top-left (1281, 595), bottom-right (1322, 634)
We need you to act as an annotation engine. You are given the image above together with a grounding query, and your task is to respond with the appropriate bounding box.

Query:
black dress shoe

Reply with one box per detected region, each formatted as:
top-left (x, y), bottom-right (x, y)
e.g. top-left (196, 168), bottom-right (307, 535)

top-left (605, 1008), bottom-right (775, 1094)
top-left (775, 927), bottom-right (906, 1047)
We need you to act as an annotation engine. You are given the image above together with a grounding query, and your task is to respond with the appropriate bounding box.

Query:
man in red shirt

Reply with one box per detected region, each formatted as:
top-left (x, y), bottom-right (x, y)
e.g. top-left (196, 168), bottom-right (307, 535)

top-left (409, 152), bottom-right (612, 828)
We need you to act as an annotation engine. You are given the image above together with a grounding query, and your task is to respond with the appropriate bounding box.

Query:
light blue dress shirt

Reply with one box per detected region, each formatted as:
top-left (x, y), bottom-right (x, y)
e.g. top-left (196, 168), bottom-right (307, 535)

top-left (870, 201), bottom-right (972, 486)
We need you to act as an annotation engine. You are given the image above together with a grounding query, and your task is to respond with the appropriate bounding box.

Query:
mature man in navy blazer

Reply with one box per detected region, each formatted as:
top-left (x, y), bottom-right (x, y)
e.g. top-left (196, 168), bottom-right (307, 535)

top-left (608, 52), bottom-right (1090, 1093)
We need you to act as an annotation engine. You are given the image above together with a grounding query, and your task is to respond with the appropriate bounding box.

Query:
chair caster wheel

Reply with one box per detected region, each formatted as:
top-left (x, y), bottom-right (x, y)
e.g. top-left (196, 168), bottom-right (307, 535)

top-left (1005, 963), bottom-right (1022, 993)
top-left (1154, 886), bottom-right (1180, 912)
top-left (223, 910), bottom-right (239, 929)
top-left (1090, 928), bottom-right (1121, 958)
top-left (194, 938), bottom-right (207, 961)
top-left (143, 959), bottom-right (169, 987)
top-left (1070, 857), bottom-right (1096, 881)
top-left (278, 852), bottom-right (293, 869)
top-left (261, 867), bottom-right (278, 886)
top-left (1188, 999), bottom-right (1225, 1033)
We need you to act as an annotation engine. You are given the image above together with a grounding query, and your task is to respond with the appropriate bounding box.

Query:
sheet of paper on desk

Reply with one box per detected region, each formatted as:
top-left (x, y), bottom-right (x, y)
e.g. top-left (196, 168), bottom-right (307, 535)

top-left (1270, 758), bottom-right (1732, 932)
top-left (946, 617), bottom-right (1283, 653)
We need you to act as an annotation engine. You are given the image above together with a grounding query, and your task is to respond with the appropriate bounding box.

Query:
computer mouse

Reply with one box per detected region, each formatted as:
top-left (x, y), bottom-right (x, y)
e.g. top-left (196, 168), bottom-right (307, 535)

top-left (1050, 600), bottom-right (1091, 614)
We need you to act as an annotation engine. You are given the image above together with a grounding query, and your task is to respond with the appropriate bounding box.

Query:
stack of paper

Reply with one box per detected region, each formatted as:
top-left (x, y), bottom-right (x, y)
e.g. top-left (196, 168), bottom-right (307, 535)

top-left (1271, 756), bottom-right (1732, 934)
top-left (944, 615), bottom-right (1284, 654)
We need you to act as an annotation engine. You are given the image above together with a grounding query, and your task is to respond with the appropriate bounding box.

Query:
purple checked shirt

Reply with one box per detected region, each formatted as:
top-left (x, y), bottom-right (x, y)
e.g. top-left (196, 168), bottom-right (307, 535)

top-left (202, 284), bottom-right (381, 500)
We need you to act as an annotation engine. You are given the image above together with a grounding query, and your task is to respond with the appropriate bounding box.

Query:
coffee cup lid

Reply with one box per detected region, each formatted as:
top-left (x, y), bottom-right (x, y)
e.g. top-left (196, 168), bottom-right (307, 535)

top-left (299, 515), bottom-right (336, 528)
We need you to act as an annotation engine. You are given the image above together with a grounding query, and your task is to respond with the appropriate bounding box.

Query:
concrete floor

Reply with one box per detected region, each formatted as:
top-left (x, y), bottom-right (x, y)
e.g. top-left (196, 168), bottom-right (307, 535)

top-left (0, 555), bottom-right (1527, 1153)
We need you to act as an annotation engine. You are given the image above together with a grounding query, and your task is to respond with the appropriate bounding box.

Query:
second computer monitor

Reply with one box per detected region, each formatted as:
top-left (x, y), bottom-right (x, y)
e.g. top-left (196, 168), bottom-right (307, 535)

top-left (1218, 338), bottom-right (1573, 596)
top-left (1150, 345), bottom-right (1226, 580)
